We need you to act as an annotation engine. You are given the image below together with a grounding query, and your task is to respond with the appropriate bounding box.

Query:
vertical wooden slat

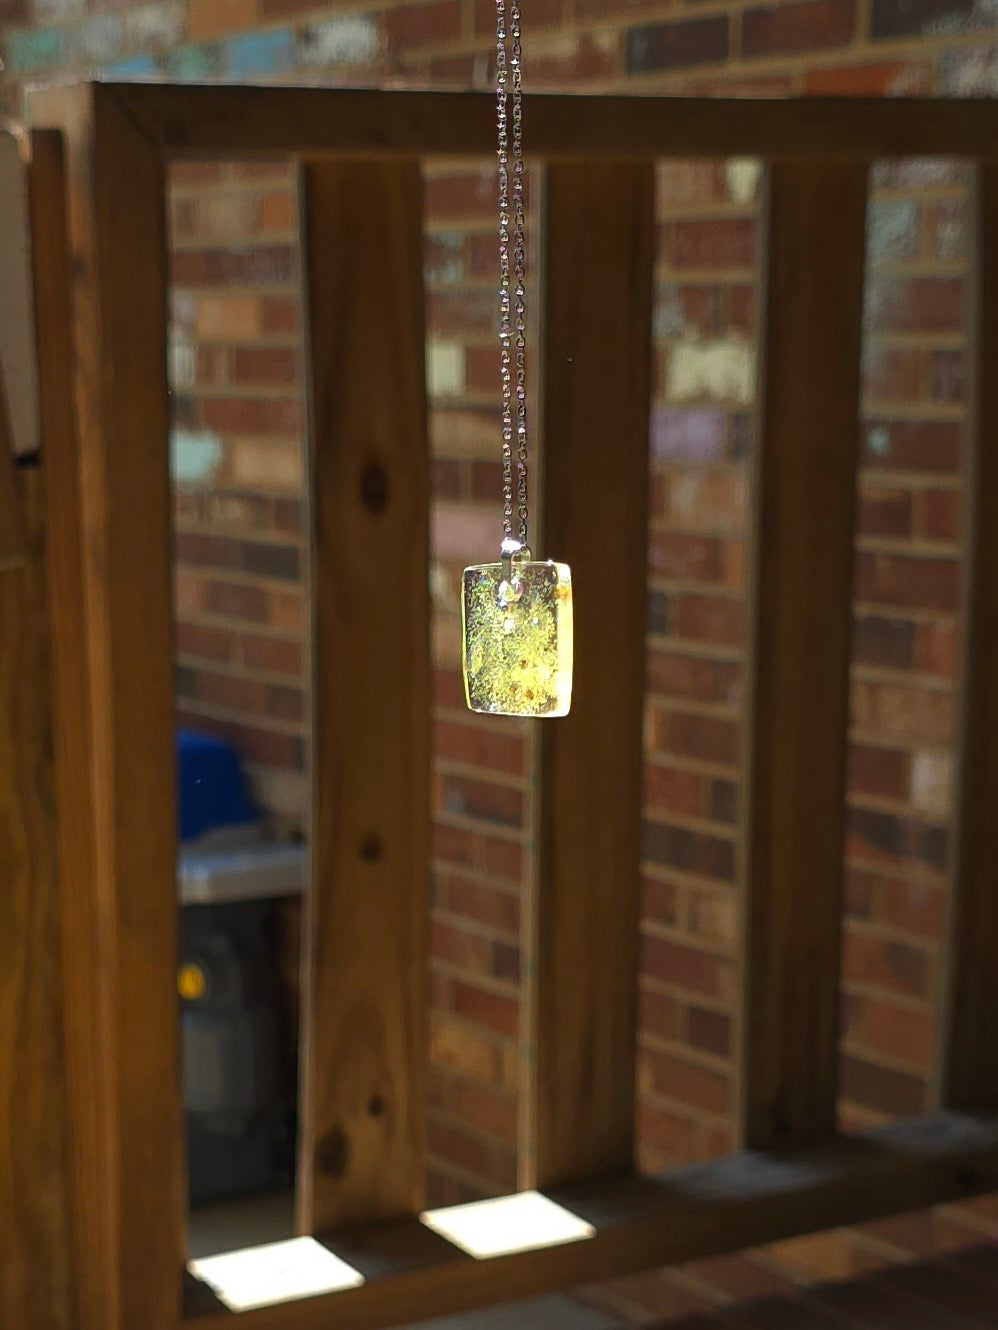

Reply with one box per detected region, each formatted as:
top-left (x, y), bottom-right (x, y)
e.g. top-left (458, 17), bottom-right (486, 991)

top-left (0, 274), bottom-right (72, 1328)
top-left (530, 162), bottom-right (655, 1189)
top-left (28, 84), bottom-right (184, 1330)
top-left (297, 160), bottom-right (431, 1233)
top-left (937, 165), bottom-right (998, 1112)
top-left (30, 128), bottom-right (111, 1330)
top-left (738, 161), bottom-right (868, 1150)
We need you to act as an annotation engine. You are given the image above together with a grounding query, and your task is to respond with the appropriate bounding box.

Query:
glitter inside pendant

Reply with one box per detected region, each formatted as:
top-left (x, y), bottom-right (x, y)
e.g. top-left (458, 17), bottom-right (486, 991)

top-left (462, 559), bottom-right (573, 717)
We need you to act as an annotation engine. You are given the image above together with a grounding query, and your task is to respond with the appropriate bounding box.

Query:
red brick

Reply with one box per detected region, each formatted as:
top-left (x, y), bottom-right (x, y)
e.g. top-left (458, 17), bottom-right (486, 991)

top-left (913, 620), bottom-right (958, 678)
top-left (232, 346), bottom-right (298, 385)
top-left (641, 934), bottom-right (731, 1001)
top-left (644, 820), bottom-right (737, 882)
top-left (175, 620), bottom-right (236, 663)
top-left (431, 919), bottom-right (493, 976)
top-left (871, 0), bottom-right (975, 39)
top-left (529, 34), bottom-right (621, 82)
top-left (171, 244), bottom-right (297, 287)
top-left (384, 0), bottom-right (462, 47)
top-left (742, 0), bottom-right (855, 54)
top-left (636, 1099), bottom-right (696, 1162)
top-left (646, 651), bottom-right (740, 706)
top-left (878, 875), bottom-right (945, 939)
top-left (627, 15), bottom-right (729, 72)
top-left (858, 488), bottom-right (912, 538)
top-left (840, 1052), bottom-right (926, 1116)
top-left (853, 614), bottom-right (915, 670)
top-left (260, 189), bottom-right (296, 233)
top-left (479, 834), bottom-right (524, 884)
top-left (675, 594), bottom-right (744, 646)
top-left (440, 773), bottom-right (523, 827)
top-left (854, 551), bottom-right (959, 612)
top-left (241, 633), bottom-right (302, 676)
top-left (260, 296), bottom-right (299, 335)
top-left (644, 763), bottom-right (710, 819)
top-left (664, 218), bottom-right (755, 271)
top-left (863, 420), bottom-right (961, 472)
top-left (641, 984), bottom-right (686, 1042)
top-left (687, 1004), bottom-right (731, 1057)
top-left (863, 345), bottom-right (923, 403)
top-left (426, 1120), bottom-right (517, 1190)
top-left (428, 1074), bottom-right (518, 1144)
top-left (433, 458), bottom-right (462, 499)
top-left (867, 276), bottom-right (965, 334)
top-left (432, 820), bottom-right (475, 868)
top-left (649, 532), bottom-right (724, 582)
top-left (841, 928), bottom-right (932, 998)
top-left (437, 875), bottom-right (519, 936)
top-left (200, 395), bottom-right (301, 436)
top-left (475, 0), bottom-right (563, 28)
top-left (449, 979), bottom-right (519, 1038)
top-left (637, 1046), bottom-right (730, 1116)
top-left (916, 487), bottom-right (960, 541)
top-left (425, 171), bottom-right (494, 220)
top-left (469, 460), bottom-right (502, 502)
top-left (848, 743), bottom-right (908, 801)
top-left (661, 711), bottom-right (739, 766)
top-left (434, 719), bottom-right (524, 776)
top-left (851, 994), bottom-right (934, 1068)
top-left (804, 60), bottom-right (932, 93)
top-left (641, 876), bottom-right (682, 929)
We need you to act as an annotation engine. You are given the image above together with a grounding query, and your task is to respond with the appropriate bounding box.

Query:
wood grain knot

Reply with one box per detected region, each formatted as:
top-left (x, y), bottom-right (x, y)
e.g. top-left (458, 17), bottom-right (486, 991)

top-left (360, 462), bottom-right (389, 515)
top-left (367, 1093), bottom-right (385, 1118)
top-left (316, 1125), bottom-right (350, 1179)
top-left (359, 832), bottom-right (384, 862)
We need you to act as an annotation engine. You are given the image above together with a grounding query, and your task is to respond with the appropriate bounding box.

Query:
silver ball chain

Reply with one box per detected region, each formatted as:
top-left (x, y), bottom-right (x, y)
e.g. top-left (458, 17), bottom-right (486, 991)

top-left (496, 0), bottom-right (528, 552)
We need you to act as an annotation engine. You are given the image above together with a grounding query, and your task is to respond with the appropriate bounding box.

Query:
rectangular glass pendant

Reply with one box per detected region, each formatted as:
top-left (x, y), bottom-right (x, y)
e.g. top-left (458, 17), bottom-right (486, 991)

top-left (462, 559), bottom-right (573, 717)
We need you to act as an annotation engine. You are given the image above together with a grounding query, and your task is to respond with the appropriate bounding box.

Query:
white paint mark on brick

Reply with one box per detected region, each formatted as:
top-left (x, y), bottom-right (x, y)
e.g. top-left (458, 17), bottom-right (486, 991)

top-left (666, 339), bottom-right (755, 407)
top-left (911, 749), bottom-right (954, 816)
top-left (73, 13), bottom-right (125, 64)
top-left (170, 429), bottom-right (223, 485)
top-left (125, 1), bottom-right (185, 52)
top-left (428, 340), bottom-right (466, 397)
top-left (299, 15), bottom-right (380, 67)
top-left (725, 157), bottom-right (761, 207)
top-left (169, 333), bottom-right (197, 390)
top-left (31, 0), bottom-right (85, 24)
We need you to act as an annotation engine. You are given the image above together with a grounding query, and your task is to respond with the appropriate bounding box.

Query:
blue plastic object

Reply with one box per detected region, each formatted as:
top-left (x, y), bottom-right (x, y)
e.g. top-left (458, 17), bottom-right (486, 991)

top-left (177, 730), bottom-right (257, 844)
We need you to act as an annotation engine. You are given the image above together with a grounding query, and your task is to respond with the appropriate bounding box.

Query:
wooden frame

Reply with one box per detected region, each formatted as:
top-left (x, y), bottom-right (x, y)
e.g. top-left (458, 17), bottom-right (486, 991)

top-left (7, 79), bottom-right (998, 1329)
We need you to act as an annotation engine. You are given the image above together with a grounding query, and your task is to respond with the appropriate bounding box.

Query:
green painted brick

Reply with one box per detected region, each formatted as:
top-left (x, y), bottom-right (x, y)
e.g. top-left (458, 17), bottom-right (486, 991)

top-left (3, 27), bottom-right (67, 73)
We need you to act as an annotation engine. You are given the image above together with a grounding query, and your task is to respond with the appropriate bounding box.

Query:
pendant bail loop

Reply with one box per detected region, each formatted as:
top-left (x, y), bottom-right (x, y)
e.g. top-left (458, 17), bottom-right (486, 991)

top-left (501, 535), bottom-right (531, 584)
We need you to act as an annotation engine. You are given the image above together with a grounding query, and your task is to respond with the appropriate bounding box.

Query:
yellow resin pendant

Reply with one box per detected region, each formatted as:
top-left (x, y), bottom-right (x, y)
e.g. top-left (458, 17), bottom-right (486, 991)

top-left (462, 551), bottom-right (573, 717)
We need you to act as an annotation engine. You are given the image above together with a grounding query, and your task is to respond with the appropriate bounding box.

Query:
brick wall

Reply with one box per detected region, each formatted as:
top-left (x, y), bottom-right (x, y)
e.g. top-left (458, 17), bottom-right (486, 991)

top-left (5, 0), bottom-right (998, 1304)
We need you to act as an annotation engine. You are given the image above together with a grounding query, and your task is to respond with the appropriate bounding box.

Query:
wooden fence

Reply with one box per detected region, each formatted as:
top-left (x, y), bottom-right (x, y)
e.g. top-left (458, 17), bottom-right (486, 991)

top-left (2, 80), bottom-right (998, 1330)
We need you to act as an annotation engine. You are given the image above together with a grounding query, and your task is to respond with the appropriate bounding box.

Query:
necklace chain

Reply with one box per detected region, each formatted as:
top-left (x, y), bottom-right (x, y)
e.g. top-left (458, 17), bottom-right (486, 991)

top-left (496, 0), bottom-right (528, 549)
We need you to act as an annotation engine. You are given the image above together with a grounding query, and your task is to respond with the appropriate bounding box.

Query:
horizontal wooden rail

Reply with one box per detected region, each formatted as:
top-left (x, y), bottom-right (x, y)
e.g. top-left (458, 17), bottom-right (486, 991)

top-left (98, 83), bottom-right (998, 161)
top-left (185, 1112), bottom-right (998, 1329)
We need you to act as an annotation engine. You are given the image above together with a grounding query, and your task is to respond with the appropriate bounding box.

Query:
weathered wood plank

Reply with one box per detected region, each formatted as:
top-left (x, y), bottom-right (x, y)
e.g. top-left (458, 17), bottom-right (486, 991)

top-left (938, 164), bottom-right (998, 1113)
top-left (296, 160), bottom-right (431, 1233)
top-left (28, 83), bottom-right (184, 1330)
top-left (528, 162), bottom-right (655, 1189)
top-left (0, 131), bottom-right (40, 459)
top-left (0, 363), bottom-right (25, 564)
top-left (0, 378), bottom-right (71, 1330)
top-left (103, 84), bottom-right (998, 162)
top-left (29, 128), bottom-right (114, 1330)
top-left (186, 1111), bottom-right (998, 1330)
top-left (738, 161), bottom-right (868, 1149)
